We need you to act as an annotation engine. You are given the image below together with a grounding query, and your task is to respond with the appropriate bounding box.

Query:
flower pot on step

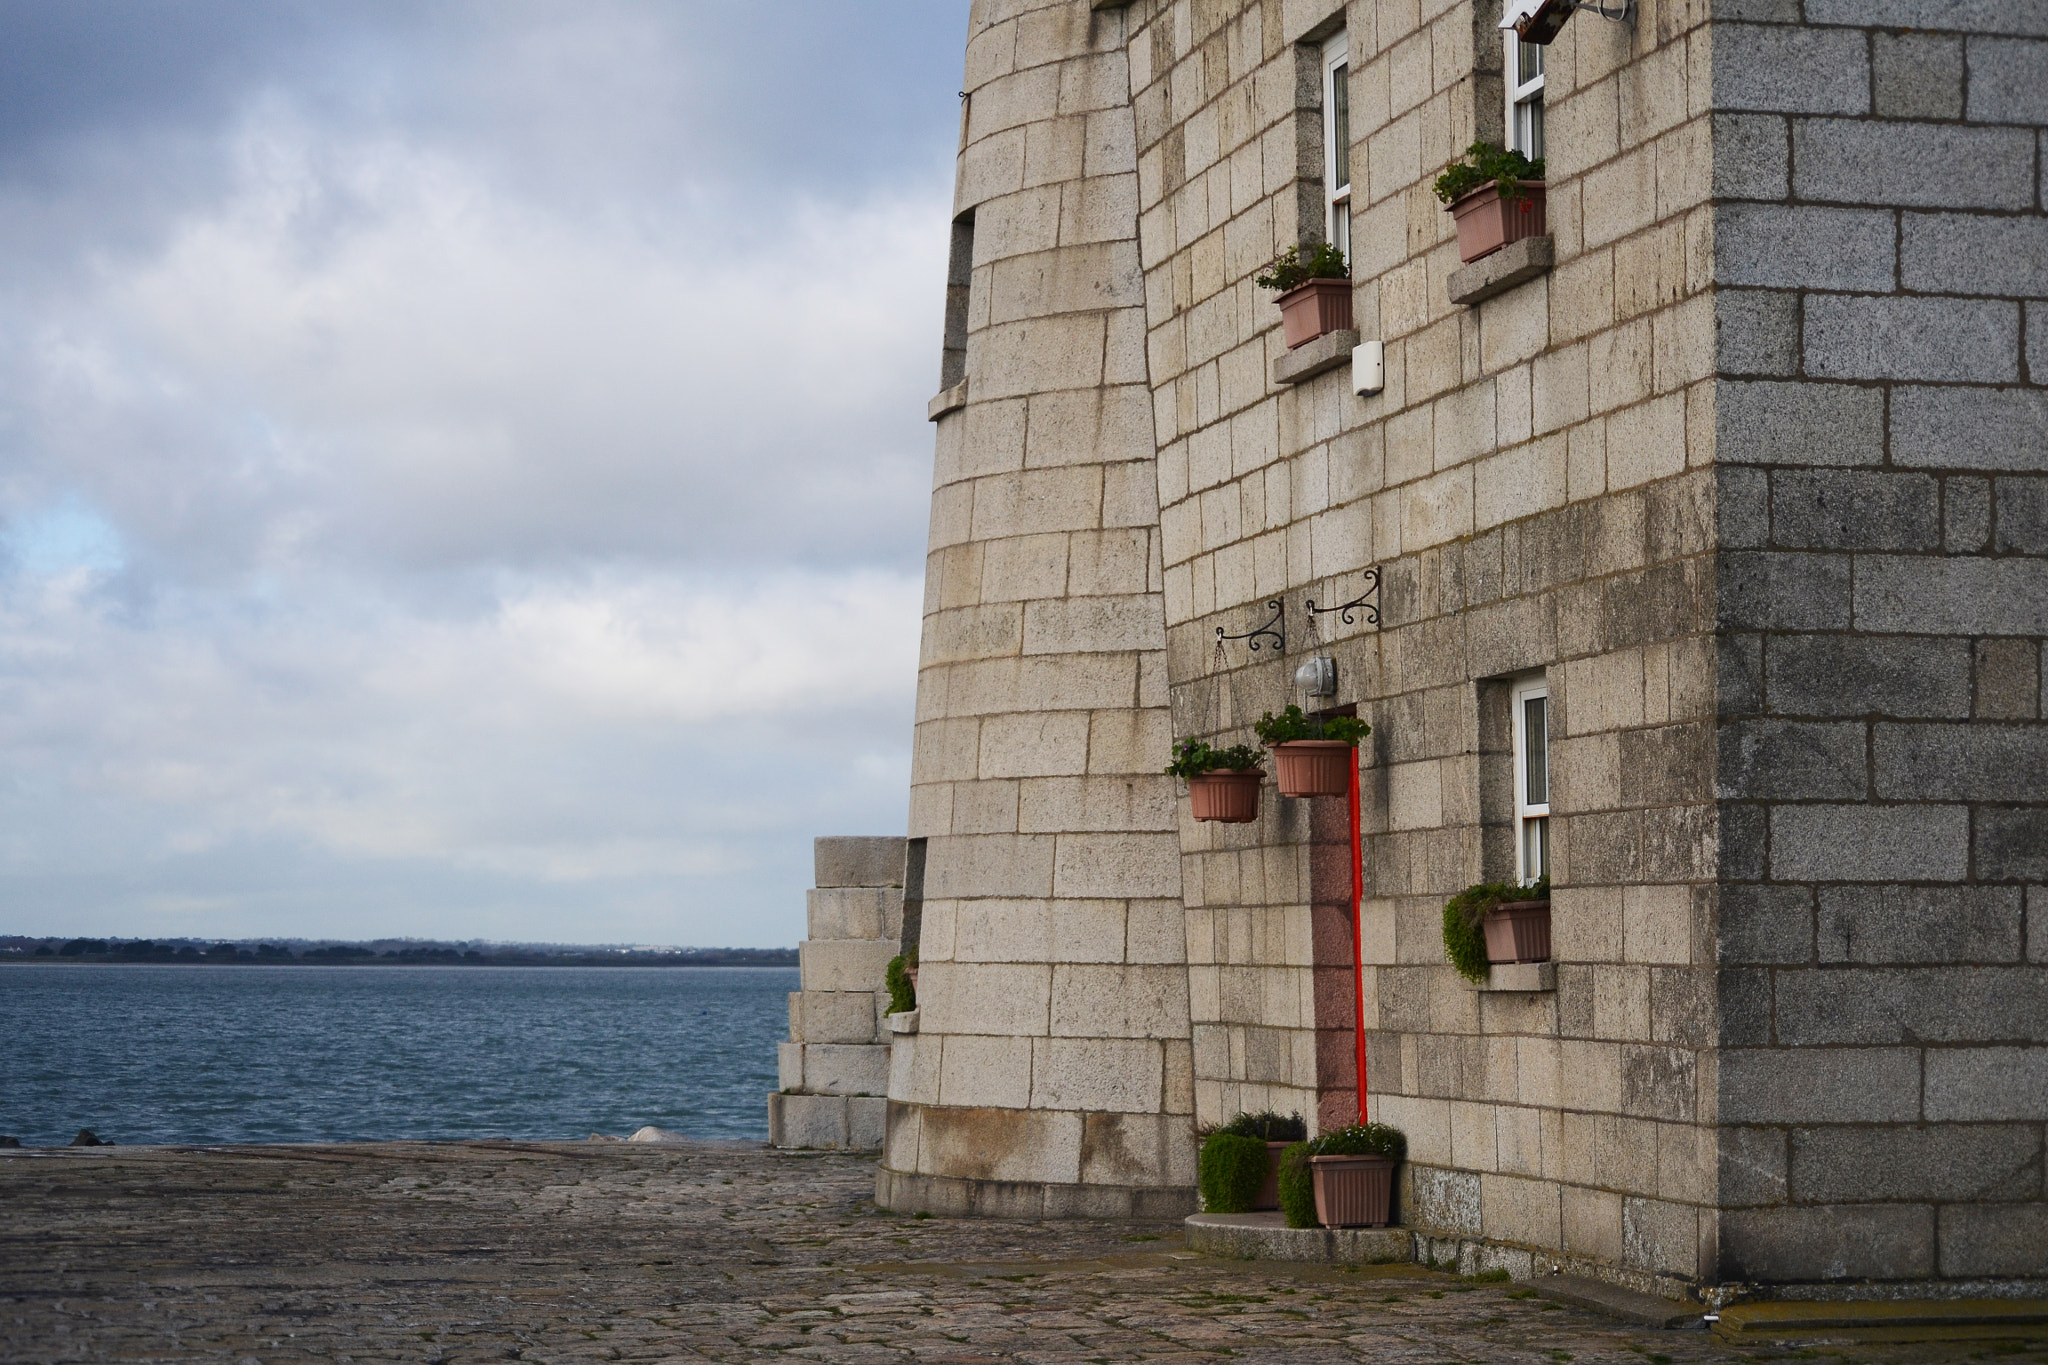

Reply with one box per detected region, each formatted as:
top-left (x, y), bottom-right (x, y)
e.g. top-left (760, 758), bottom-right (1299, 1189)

top-left (1274, 276), bottom-right (1354, 349)
top-left (1482, 898), bottom-right (1552, 964)
top-left (1449, 181), bottom-right (1547, 264)
top-left (1254, 1141), bottom-right (1291, 1211)
top-left (1310, 1153), bottom-right (1395, 1227)
top-left (1187, 769), bottom-right (1263, 823)
top-left (1270, 740), bottom-right (1353, 798)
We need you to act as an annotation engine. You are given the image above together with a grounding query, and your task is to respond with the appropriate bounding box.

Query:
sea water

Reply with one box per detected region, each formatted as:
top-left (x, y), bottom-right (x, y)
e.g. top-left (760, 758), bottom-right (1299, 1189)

top-left (0, 964), bottom-right (798, 1147)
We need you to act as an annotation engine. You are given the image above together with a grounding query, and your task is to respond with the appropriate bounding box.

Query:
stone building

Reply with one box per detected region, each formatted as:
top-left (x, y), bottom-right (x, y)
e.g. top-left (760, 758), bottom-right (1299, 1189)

top-left (864, 0), bottom-right (2047, 1302)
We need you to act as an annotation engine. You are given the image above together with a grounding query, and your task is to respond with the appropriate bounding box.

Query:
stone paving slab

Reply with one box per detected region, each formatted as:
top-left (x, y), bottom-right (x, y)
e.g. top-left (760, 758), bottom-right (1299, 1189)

top-left (2, 1140), bottom-right (2046, 1364)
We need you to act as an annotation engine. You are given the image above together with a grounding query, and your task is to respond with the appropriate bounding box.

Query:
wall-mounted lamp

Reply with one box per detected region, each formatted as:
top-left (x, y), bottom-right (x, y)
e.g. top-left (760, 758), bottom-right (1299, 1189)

top-left (1501, 0), bottom-right (1633, 44)
top-left (1294, 656), bottom-right (1337, 696)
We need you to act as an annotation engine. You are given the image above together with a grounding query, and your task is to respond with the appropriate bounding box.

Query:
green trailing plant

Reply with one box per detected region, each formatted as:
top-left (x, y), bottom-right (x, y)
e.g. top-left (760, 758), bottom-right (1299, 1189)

top-left (1441, 876), bottom-right (1550, 983)
top-left (1254, 704), bottom-right (1372, 747)
top-left (1433, 141), bottom-right (1546, 205)
top-left (1252, 238), bottom-right (1349, 292)
top-left (884, 950), bottom-right (917, 1015)
top-left (1213, 1110), bottom-right (1308, 1142)
top-left (1277, 1141), bottom-right (1317, 1228)
top-left (1308, 1122), bottom-right (1407, 1161)
top-left (1164, 737), bottom-right (1264, 779)
top-left (1197, 1132), bottom-right (1271, 1213)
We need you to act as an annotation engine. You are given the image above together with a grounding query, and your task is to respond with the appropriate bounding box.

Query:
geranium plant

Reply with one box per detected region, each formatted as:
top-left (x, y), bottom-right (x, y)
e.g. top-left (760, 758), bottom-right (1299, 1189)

top-left (1253, 704), bottom-right (1371, 747)
top-left (1164, 738), bottom-right (1264, 778)
top-left (1433, 141), bottom-right (1545, 204)
top-left (1442, 876), bottom-right (1550, 983)
top-left (1253, 239), bottom-right (1349, 292)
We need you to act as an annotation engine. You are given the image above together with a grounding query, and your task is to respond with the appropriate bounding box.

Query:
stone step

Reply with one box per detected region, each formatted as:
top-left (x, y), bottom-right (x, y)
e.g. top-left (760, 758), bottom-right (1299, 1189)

top-left (1714, 1298), bottom-right (2048, 1344)
top-left (1536, 1274), bottom-right (1704, 1330)
top-left (1183, 1211), bottom-right (1412, 1265)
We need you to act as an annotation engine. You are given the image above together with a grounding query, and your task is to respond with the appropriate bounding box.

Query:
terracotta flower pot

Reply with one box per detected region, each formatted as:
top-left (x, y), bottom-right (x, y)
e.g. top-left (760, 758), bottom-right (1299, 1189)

top-left (1310, 1152), bottom-right (1395, 1227)
top-left (1274, 276), bottom-right (1353, 349)
top-left (1449, 181), bottom-right (1547, 264)
top-left (1187, 769), bottom-right (1262, 823)
top-left (1254, 1140), bottom-right (1291, 1211)
top-left (1270, 740), bottom-right (1353, 798)
top-left (1482, 898), bottom-right (1552, 964)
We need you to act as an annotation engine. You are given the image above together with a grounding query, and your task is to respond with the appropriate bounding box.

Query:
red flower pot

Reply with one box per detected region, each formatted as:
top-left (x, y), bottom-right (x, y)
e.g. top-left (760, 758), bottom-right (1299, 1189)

top-left (1188, 769), bottom-right (1262, 823)
top-left (1274, 276), bottom-right (1354, 349)
top-left (1482, 898), bottom-right (1552, 964)
top-left (1270, 741), bottom-right (1353, 798)
top-left (1449, 181), bottom-right (1547, 264)
top-left (1310, 1153), bottom-right (1395, 1227)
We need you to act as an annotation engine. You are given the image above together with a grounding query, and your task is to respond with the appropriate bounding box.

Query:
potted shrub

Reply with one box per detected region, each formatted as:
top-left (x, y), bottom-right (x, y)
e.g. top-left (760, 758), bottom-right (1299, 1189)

top-left (1307, 1122), bottom-right (1406, 1228)
top-left (1206, 1111), bottom-right (1308, 1210)
top-left (884, 952), bottom-right (917, 1016)
top-left (1197, 1128), bottom-right (1271, 1214)
top-left (1442, 877), bottom-right (1553, 982)
top-left (1254, 705), bottom-right (1370, 799)
top-left (1253, 239), bottom-right (1352, 349)
top-left (1433, 141), bottom-right (1546, 264)
top-left (1166, 738), bottom-right (1265, 823)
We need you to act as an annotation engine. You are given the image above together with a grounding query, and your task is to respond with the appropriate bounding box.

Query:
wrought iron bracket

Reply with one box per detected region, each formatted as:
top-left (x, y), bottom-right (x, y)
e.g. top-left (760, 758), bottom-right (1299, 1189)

top-left (1217, 599), bottom-right (1285, 654)
top-left (1305, 567), bottom-right (1382, 628)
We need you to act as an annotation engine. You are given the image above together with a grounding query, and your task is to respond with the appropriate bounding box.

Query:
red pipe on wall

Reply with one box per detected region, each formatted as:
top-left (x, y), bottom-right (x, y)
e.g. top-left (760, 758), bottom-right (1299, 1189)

top-left (1349, 756), bottom-right (1367, 1125)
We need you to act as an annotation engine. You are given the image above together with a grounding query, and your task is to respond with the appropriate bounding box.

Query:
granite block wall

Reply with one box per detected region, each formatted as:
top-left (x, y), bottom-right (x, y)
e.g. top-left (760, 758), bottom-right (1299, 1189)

top-left (1709, 0), bottom-right (2048, 1289)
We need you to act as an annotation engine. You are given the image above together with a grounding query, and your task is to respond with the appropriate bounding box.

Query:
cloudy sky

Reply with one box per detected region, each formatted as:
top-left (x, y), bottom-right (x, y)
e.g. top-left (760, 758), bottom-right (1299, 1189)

top-left (0, 2), bottom-right (966, 948)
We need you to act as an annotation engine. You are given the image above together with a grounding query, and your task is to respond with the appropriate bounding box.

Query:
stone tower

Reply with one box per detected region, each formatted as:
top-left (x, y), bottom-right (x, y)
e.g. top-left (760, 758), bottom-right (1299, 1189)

top-left (879, 0), bottom-right (2048, 1301)
top-left (874, 1), bottom-right (1198, 1218)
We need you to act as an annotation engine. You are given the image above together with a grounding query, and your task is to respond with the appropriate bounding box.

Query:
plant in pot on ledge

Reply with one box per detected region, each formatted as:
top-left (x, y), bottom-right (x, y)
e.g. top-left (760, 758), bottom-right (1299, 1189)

top-left (1442, 876), bottom-right (1553, 983)
top-left (1253, 239), bottom-right (1351, 349)
top-left (1276, 1122), bottom-right (1406, 1228)
top-left (1254, 704), bottom-right (1370, 798)
top-left (1166, 738), bottom-right (1265, 823)
top-left (1195, 1112), bottom-right (1308, 1212)
top-left (1433, 141), bottom-right (1546, 264)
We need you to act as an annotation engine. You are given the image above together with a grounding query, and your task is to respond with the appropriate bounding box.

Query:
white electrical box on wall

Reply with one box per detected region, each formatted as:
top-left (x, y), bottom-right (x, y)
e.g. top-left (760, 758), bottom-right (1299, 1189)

top-left (1352, 340), bottom-right (1384, 396)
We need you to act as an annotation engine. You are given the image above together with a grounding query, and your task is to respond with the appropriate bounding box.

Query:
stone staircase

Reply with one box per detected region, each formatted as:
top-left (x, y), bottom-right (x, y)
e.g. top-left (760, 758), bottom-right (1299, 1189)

top-left (766, 836), bottom-right (904, 1151)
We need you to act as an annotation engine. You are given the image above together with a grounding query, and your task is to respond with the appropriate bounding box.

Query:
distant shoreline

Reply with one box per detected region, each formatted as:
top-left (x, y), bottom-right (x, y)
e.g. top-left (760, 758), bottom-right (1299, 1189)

top-left (0, 959), bottom-right (799, 967)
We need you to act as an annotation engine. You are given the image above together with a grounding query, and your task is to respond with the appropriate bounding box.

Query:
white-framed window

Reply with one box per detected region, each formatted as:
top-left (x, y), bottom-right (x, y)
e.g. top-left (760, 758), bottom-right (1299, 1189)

top-left (1506, 32), bottom-right (1544, 159)
top-left (1512, 677), bottom-right (1550, 885)
top-left (1322, 31), bottom-right (1350, 261)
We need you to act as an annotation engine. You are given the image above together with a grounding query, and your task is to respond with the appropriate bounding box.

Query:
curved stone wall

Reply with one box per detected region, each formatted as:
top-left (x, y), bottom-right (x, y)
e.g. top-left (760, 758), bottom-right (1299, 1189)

top-left (876, 0), bottom-right (1196, 1219)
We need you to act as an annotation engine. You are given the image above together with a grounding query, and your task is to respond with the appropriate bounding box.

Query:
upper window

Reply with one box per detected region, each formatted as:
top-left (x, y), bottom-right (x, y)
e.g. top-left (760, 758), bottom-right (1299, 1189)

top-left (1512, 678), bottom-right (1550, 886)
top-left (1506, 34), bottom-right (1544, 160)
top-left (1321, 32), bottom-right (1350, 261)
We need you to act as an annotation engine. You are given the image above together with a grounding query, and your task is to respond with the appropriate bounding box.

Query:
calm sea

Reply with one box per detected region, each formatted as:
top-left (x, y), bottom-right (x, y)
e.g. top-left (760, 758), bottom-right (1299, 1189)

top-left (0, 964), bottom-right (797, 1147)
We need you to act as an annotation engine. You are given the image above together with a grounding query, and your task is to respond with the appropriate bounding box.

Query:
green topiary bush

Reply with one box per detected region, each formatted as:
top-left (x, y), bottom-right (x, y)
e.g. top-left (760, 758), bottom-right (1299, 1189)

top-left (1197, 1132), bottom-right (1271, 1213)
top-left (1442, 877), bottom-right (1548, 983)
top-left (884, 951), bottom-right (917, 1015)
top-left (1277, 1141), bottom-right (1317, 1228)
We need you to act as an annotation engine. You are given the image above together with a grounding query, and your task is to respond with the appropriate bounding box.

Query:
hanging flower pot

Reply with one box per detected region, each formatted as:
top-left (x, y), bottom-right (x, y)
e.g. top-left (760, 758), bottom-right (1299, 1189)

top-left (1187, 769), bottom-right (1263, 823)
top-left (1166, 738), bottom-right (1265, 824)
top-left (1483, 898), bottom-right (1552, 964)
top-left (1269, 741), bottom-right (1353, 797)
top-left (1253, 705), bottom-right (1370, 798)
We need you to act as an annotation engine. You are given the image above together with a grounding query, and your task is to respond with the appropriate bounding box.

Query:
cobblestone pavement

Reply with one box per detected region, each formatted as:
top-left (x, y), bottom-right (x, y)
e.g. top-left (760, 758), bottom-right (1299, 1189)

top-left (3, 1141), bottom-right (2043, 1364)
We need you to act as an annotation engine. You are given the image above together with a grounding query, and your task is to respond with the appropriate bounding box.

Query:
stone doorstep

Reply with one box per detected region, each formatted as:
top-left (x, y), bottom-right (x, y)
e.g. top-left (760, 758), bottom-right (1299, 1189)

top-left (1539, 1274), bottom-right (1704, 1330)
top-left (1184, 1211), bottom-right (1412, 1265)
top-left (1714, 1299), bottom-right (2048, 1344)
top-left (1272, 328), bottom-right (1359, 386)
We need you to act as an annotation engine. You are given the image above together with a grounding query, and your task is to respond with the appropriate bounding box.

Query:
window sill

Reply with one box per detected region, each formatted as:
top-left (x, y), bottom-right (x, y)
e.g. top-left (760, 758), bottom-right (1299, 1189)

top-left (1271, 328), bottom-right (1358, 386)
top-left (1447, 235), bottom-right (1553, 307)
top-left (1461, 962), bottom-right (1555, 993)
top-left (927, 379), bottom-right (968, 422)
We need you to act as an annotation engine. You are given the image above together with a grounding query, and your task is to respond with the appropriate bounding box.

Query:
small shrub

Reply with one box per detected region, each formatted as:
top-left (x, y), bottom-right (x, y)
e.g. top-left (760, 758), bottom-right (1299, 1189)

top-left (1441, 877), bottom-right (1549, 984)
top-left (1253, 238), bottom-right (1348, 292)
top-left (1432, 141), bottom-right (1546, 205)
top-left (1197, 1132), bottom-right (1270, 1213)
top-left (1164, 738), bottom-right (1264, 779)
top-left (884, 951), bottom-right (917, 1015)
top-left (1253, 704), bottom-right (1371, 747)
top-left (1277, 1141), bottom-right (1317, 1228)
top-left (1213, 1110), bottom-right (1307, 1142)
